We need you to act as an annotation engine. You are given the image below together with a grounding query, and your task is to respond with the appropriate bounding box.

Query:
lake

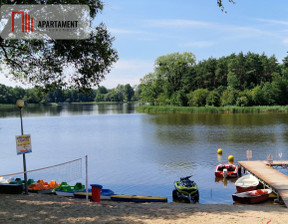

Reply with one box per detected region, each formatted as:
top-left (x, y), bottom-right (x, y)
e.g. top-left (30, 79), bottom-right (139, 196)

top-left (1, 103), bottom-right (288, 204)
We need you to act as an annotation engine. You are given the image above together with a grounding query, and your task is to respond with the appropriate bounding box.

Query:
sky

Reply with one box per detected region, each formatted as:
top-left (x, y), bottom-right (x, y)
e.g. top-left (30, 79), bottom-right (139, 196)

top-left (2, 0), bottom-right (288, 88)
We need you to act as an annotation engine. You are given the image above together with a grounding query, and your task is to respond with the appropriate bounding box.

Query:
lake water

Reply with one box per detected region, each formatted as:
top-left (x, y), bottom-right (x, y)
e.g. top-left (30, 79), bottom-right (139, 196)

top-left (1, 103), bottom-right (288, 204)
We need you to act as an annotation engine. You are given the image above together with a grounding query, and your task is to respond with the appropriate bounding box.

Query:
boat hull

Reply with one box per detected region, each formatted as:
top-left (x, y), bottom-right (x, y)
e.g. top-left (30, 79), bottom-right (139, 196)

top-left (110, 195), bottom-right (133, 202)
top-left (236, 185), bottom-right (257, 193)
top-left (110, 195), bottom-right (168, 203)
top-left (55, 190), bottom-right (75, 197)
top-left (235, 174), bottom-right (259, 193)
top-left (232, 189), bottom-right (272, 204)
top-left (0, 183), bottom-right (23, 194)
top-left (132, 196), bottom-right (167, 203)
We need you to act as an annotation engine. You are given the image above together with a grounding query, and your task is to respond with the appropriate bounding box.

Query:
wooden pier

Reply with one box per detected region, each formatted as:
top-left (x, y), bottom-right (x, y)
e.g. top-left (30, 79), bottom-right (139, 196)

top-left (238, 160), bottom-right (288, 208)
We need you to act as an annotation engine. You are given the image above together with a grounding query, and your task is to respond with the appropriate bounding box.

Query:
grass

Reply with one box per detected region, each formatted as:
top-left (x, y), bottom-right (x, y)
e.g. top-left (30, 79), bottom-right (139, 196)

top-left (136, 105), bottom-right (288, 114)
top-left (0, 104), bottom-right (15, 108)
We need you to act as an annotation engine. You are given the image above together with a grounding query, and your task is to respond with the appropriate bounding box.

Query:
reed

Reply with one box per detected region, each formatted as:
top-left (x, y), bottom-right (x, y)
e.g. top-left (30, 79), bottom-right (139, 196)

top-left (0, 104), bottom-right (15, 108)
top-left (136, 105), bottom-right (288, 113)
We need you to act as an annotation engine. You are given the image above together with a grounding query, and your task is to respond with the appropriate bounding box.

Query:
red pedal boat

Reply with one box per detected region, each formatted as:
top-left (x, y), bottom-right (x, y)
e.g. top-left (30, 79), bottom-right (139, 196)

top-left (215, 163), bottom-right (238, 178)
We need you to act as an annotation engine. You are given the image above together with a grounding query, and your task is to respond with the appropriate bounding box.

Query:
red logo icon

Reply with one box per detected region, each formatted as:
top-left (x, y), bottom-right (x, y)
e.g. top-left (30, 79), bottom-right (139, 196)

top-left (12, 11), bottom-right (33, 33)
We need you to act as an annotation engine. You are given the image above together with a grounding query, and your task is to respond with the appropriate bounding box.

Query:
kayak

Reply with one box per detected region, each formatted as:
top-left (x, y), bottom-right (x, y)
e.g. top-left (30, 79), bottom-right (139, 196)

top-left (110, 195), bottom-right (167, 203)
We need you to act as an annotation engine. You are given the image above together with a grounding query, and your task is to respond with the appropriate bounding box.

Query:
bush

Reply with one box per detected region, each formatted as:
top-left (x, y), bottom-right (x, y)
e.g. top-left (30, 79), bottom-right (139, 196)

top-left (236, 90), bottom-right (253, 107)
top-left (220, 89), bottom-right (239, 106)
top-left (206, 91), bottom-right (220, 106)
top-left (187, 89), bottom-right (209, 106)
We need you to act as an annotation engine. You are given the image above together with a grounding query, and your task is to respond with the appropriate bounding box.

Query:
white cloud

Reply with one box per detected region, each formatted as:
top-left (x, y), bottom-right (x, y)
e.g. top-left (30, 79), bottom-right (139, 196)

top-left (180, 41), bottom-right (215, 48)
top-left (255, 18), bottom-right (288, 26)
top-left (283, 38), bottom-right (288, 46)
top-left (101, 59), bottom-right (154, 88)
top-left (146, 19), bottom-right (211, 28)
top-left (109, 28), bottom-right (147, 35)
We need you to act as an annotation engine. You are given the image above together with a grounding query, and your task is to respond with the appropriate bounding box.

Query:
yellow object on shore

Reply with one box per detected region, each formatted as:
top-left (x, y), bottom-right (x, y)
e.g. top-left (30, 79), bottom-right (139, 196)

top-left (217, 148), bottom-right (223, 155)
top-left (228, 155), bottom-right (234, 164)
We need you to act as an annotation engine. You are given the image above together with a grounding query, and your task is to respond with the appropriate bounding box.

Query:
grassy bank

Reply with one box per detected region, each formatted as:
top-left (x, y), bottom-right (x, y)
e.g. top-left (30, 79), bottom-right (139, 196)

top-left (137, 105), bottom-right (288, 113)
top-left (0, 104), bottom-right (15, 108)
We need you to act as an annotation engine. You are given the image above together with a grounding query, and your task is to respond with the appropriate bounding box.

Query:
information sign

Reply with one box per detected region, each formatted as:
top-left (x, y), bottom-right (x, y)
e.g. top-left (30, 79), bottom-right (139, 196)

top-left (16, 134), bottom-right (32, 155)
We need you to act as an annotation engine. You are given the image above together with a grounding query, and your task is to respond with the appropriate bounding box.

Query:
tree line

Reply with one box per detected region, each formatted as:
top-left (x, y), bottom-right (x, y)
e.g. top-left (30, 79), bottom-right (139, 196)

top-left (138, 52), bottom-right (288, 107)
top-left (2, 51), bottom-right (287, 107)
top-left (0, 84), bottom-right (138, 104)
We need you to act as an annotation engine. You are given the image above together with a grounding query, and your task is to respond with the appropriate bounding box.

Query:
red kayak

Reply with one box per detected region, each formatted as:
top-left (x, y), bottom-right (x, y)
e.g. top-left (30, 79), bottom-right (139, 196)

top-left (215, 164), bottom-right (238, 178)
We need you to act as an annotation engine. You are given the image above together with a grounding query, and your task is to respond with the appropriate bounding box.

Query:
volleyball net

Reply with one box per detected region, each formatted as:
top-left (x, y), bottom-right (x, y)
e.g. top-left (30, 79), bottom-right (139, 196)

top-left (0, 157), bottom-right (84, 184)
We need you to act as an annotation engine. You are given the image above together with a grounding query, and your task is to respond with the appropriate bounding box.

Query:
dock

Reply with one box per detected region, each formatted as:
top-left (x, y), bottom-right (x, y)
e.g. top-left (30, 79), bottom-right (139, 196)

top-left (238, 160), bottom-right (288, 208)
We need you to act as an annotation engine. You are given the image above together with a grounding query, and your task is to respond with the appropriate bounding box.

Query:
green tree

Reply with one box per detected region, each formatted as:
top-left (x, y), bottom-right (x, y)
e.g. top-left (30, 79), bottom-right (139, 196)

top-left (139, 73), bottom-right (162, 105)
top-left (0, 0), bottom-right (118, 91)
top-left (270, 73), bottom-right (288, 105)
top-left (124, 84), bottom-right (134, 102)
top-left (155, 52), bottom-right (196, 99)
top-left (170, 90), bottom-right (188, 106)
top-left (95, 86), bottom-right (108, 102)
top-left (106, 89), bottom-right (123, 102)
top-left (24, 88), bottom-right (44, 104)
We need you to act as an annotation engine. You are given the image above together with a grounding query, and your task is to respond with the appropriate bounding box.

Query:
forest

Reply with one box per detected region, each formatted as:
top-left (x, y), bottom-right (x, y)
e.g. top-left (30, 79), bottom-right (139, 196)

top-left (0, 83), bottom-right (138, 104)
top-left (139, 52), bottom-right (288, 107)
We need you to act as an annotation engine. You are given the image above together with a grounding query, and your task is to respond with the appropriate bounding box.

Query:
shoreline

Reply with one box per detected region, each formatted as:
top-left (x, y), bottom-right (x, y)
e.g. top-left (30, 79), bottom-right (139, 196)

top-left (0, 193), bottom-right (287, 223)
top-left (136, 105), bottom-right (288, 114)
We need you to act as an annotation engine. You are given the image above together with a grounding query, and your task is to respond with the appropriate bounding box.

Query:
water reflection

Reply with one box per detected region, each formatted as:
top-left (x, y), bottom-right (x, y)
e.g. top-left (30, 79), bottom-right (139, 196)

top-left (145, 113), bottom-right (288, 149)
top-left (215, 177), bottom-right (237, 188)
top-left (0, 103), bottom-right (138, 118)
top-left (148, 113), bottom-right (288, 126)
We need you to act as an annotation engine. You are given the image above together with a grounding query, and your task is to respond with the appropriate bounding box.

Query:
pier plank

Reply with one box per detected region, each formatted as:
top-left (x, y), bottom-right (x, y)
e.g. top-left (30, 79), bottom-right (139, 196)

top-left (238, 160), bottom-right (288, 208)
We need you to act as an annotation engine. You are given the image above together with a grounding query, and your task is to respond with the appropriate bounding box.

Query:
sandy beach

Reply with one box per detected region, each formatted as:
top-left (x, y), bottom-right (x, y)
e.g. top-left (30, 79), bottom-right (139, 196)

top-left (0, 193), bottom-right (287, 224)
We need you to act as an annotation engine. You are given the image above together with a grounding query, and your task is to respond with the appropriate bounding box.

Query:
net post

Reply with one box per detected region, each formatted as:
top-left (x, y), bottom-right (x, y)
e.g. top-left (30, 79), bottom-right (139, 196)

top-left (85, 155), bottom-right (88, 201)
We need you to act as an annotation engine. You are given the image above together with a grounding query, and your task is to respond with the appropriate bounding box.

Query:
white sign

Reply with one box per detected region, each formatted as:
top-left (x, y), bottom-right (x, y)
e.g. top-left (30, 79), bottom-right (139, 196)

top-left (267, 154), bottom-right (273, 165)
top-left (246, 149), bottom-right (252, 160)
top-left (16, 134), bottom-right (32, 155)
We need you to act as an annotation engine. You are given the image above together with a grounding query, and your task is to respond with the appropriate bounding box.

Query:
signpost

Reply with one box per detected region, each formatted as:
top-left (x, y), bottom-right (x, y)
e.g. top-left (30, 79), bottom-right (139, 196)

top-left (16, 99), bottom-right (30, 195)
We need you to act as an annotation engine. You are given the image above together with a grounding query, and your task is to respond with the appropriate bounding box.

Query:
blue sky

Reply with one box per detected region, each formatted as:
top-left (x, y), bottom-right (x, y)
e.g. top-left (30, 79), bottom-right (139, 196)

top-left (2, 0), bottom-right (288, 88)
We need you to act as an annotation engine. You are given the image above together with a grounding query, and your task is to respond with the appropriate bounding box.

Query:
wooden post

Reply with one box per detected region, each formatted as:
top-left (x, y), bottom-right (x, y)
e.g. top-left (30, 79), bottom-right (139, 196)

top-left (85, 155), bottom-right (88, 201)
